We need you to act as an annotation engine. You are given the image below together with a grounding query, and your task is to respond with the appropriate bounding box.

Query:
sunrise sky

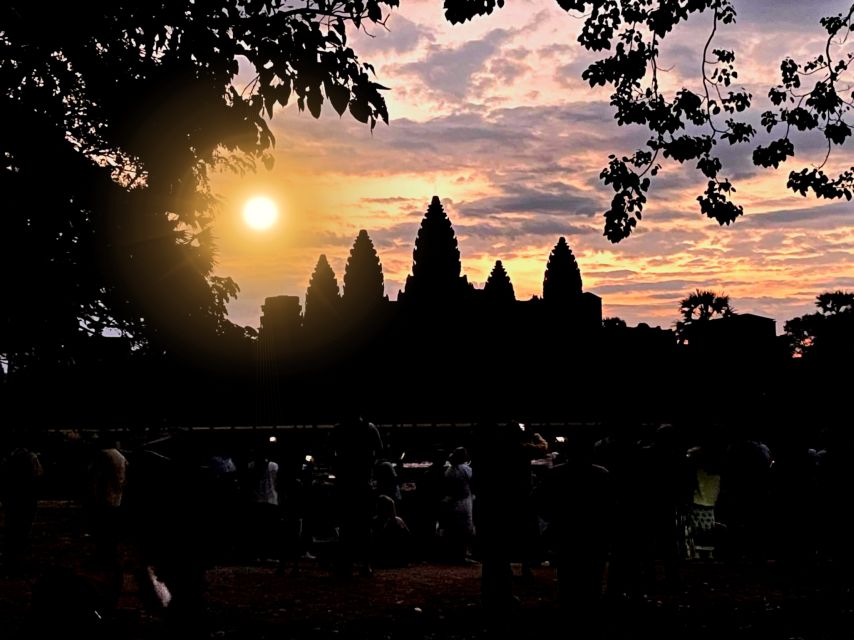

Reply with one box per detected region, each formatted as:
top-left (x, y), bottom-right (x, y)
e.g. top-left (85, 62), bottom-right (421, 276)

top-left (211, 0), bottom-right (853, 332)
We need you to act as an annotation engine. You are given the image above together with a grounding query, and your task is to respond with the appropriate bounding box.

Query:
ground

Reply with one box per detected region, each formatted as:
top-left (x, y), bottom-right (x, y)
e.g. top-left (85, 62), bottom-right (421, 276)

top-left (2, 501), bottom-right (853, 639)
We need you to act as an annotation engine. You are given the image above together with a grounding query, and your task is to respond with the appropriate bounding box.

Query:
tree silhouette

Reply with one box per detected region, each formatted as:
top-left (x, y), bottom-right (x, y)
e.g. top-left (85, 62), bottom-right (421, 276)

top-left (343, 230), bottom-right (386, 310)
top-left (304, 255), bottom-right (341, 329)
top-left (443, 1), bottom-right (854, 240)
top-left (676, 289), bottom-right (734, 342)
top-left (484, 260), bottom-right (516, 303)
top-left (785, 290), bottom-right (854, 358)
top-left (603, 317), bottom-right (627, 330)
top-left (402, 196), bottom-right (470, 303)
top-left (1, 1), bottom-right (396, 368)
top-left (542, 237), bottom-right (583, 303)
top-left (816, 291), bottom-right (854, 316)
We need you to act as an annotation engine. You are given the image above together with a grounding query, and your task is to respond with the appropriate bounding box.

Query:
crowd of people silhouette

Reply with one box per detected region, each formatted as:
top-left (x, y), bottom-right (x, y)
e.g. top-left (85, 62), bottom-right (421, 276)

top-left (2, 415), bottom-right (852, 637)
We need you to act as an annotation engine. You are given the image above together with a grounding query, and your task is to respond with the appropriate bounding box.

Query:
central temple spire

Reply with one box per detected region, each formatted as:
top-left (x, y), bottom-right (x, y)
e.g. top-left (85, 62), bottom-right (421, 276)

top-left (401, 196), bottom-right (470, 303)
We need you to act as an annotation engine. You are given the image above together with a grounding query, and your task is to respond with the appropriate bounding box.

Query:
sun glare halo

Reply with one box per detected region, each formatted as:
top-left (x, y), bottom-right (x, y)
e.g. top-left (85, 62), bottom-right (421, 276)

top-left (243, 196), bottom-right (278, 230)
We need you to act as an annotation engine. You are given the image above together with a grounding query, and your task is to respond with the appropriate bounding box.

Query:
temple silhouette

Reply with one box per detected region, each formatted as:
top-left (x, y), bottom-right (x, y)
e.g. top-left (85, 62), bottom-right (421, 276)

top-left (0, 196), bottom-right (796, 428)
top-left (252, 196), bottom-right (789, 424)
top-left (258, 196), bottom-right (617, 422)
top-left (261, 196), bottom-right (601, 339)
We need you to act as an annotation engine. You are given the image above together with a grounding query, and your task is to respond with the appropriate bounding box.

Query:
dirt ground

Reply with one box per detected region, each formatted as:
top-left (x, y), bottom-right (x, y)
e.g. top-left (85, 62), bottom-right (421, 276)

top-left (2, 501), bottom-right (854, 639)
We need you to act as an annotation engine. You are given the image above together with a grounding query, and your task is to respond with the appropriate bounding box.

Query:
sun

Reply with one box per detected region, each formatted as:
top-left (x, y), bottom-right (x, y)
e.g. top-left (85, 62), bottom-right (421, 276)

top-left (243, 196), bottom-right (278, 230)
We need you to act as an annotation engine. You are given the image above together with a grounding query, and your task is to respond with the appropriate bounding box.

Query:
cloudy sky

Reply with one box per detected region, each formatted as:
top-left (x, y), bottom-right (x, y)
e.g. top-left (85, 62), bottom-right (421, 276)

top-left (211, 0), bottom-right (853, 331)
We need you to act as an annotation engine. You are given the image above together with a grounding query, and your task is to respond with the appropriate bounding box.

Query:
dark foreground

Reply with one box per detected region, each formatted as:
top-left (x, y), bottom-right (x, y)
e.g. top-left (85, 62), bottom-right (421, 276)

top-left (2, 501), bottom-right (853, 639)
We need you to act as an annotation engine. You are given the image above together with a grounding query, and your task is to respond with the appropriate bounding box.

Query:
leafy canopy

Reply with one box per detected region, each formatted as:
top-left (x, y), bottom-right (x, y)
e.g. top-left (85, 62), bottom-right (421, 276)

top-left (444, 0), bottom-right (854, 242)
top-left (0, 0), bottom-right (395, 363)
top-left (784, 290), bottom-right (854, 358)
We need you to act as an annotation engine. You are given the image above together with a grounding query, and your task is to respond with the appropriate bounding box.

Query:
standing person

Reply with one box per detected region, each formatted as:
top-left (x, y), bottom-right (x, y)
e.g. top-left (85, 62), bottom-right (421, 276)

top-left (412, 449), bottom-right (447, 560)
top-left (685, 445), bottom-right (723, 560)
top-left (332, 415), bottom-right (383, 577)
top-left (539, 433), bottom-right (615, 634)
top-left (206, 447), bottom-right (241, 563)
top-left (439, 447), bottom-right (474, 563)
top-left (520, 432), bottom-right (548, 580)
top-left (128, 437), bottom-right (215, 638)
top-left (475, 421), bottom-right (547, 618)
top-left (88, 437), bottom-right (129, 568)
top-left (246, 444), bottom-right (280, 564)
top-left (719, 435), bottom-right (773, 564)
top-left (1, 438), bottom-right (44, 573)
top-left (636, 424), bottom-right (692, 591)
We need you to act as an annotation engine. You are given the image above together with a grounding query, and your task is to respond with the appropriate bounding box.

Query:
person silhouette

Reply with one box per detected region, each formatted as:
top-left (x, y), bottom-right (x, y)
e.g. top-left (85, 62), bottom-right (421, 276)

top-left (87, 436), bottom-right (128, 568)
top-left (246, 442), bottom-right (280, 564)
top-left (370, 494), bottom-right (412, 568)
top-left (332, 415), bottom-right (383, 577)
top-left (374, 454), bottom-right (401, 503)
top-left (474, 420), bottom-right (546, 617)
top-left (0, 437), bottom-right (44, 574)
top-left (539, 432), bottom-right (615, 633)
top-left (439, 446), bottom-right (474, 564)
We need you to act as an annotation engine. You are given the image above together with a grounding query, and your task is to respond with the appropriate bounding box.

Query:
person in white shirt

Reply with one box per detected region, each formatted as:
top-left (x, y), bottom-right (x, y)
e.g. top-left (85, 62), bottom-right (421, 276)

top-left (246, 447), bottom-right (280, 563)
top-left (88, 438), bottom-right (129, 567)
